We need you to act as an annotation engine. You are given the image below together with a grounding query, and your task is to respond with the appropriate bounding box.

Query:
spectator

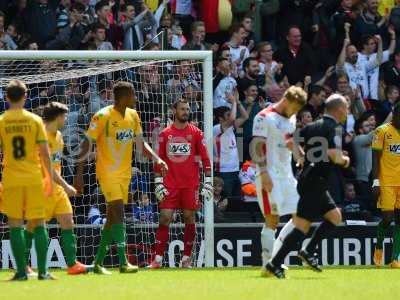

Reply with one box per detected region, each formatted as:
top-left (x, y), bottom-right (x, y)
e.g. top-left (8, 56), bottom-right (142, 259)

top-left (213, 58), bottom-right (237, 108)
top-left (353, 117), bottom-right (374, 204)
top-left (87, 206), bottom-right (106, 225)
top-left (237, 57), bottom-right (265, 100)
top-left (238, 160), bottom-right (257, 204)
top-left (379, 85), bottom-right (400, 120)
top-left (46, 2), bottom-right (87, 50)
top-left (358, 28), bottom-right (396, 100)
top-left (257, 42), bottom-right (279, 76)
top-left (170, 0), bottom-right (194, 39)
top-left (56, 0), bottom-right (71, 30)
top-left (332, 0), bottom-right (357, 55)
top-left (213, 176), bottom-right (228, 223)
top-left (383, 48), bottom-right (400, 90)
top-left (336, 31), bottom-right (383, 99)
top-left (354, 0), bottom-right (387, 45)
top-left (92, 23), bottom-right (113, 50)
top-left (213, 94), bottom-right (249, 200)
top-left (94, 0), bottom-right (122, 49)
top-left (133, 194), bottom-right (155, 223)
top-left (6, 23), bottom-right (23, 48)
top-left (340, 182), bottom-right (373, 221)
top-left (241, 14), bottom-right (255, 52)
top-left (274, 26), bottom-right (315, 85)
top-left (183, 21), bottom-right (215, 51)
top-left (23, 0), bottom-right (57, 49)
top-left (226, 23), bottom-right (250, 73)
top-left (297, 109), bottom-right (313, 128)
top-left (303, 85), bottom-right (326, 120)
top-left (121, 3), bottom-right (153, 50)
top-left (76, 0), bottom-right (96, 25)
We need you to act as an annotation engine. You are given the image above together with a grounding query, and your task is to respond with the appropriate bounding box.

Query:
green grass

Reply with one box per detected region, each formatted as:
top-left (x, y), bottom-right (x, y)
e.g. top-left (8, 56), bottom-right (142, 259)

top-left (1, 267), bottom-right (399, 300)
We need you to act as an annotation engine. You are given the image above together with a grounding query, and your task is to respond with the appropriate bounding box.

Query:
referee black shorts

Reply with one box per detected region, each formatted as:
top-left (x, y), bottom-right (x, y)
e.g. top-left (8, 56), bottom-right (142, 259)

top-left (296, 174), bottom-right (337, 222)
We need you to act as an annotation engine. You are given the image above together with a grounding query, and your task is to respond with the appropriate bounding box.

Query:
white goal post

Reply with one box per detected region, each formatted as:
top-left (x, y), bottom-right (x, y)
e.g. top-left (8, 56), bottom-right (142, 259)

top-left (0, 50), bottom-right (214, 267)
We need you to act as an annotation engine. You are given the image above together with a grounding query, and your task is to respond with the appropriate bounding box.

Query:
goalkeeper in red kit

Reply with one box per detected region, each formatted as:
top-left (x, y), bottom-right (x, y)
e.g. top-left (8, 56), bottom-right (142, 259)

top-left (148, 99), bottom-right (212, 268)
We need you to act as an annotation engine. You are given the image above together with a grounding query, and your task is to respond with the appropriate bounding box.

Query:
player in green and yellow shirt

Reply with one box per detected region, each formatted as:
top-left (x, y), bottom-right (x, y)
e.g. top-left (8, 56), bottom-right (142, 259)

top-left (25, 102), bottom-right (89, 275)
top-left (372, 102), bottom-right (400, 268)
top-left (74, 81), bottom-right (167, 275)
top-left (0, 80), bottom-right (53, 280)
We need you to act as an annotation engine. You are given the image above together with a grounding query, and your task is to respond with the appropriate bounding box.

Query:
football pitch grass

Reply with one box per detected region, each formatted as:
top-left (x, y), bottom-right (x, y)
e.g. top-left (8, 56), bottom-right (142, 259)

top-left (1, 267), bottom-right (398, 300)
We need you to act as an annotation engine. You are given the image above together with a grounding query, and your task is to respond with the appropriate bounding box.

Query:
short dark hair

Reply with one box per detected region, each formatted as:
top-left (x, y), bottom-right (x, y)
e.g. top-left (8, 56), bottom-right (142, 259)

top-left (191, 21), bottom-right (205, 33)
top-left (113, 81), bottom-right (134, 103)
top-left (6, 80), bottom-right (27, 103)
top-left (95, 0), bottom-right (108, 13)
top-left (72, 3), bottom-right (86, 13)
top-left (310, 85), bottom-right (325, 96)
top-left (242, 57), bottom-right (257, 71)
top-left (229, 23), bottom-right (245, 35)
top-left (92, 23), bottom-right (106, 33)
top-left (42, 102), bottom-right (69, 122)
top-left (287, 25), bottom-right (301, 36)
top-left (172, 99), bottom-right (189, 109)
top-left (385, 85), bottom-right (399, 98)
top-left (214, 106), bottom-right (230, 120)
top-left (361, 34), bottom-right (374, 47)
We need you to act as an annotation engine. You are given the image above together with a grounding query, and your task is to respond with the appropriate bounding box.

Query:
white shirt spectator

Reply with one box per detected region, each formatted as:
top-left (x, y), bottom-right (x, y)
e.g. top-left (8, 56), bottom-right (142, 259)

top-left (174, 0), bottom-right (192, 15)
top-left (213, 76), bottom-right (237, 108)
top-left (252, 106), bottom-right (296, 178)
top-left (358, 50), bottom-right (390, 100)
top-left (229, 45), bottom-right (249, 73)
top-left (258, 61), bottom-right (278, 75)
top-left (239, 161), bottom-right (257, 202)
top-left (213, 125), bottom-right (239, 173)
top-left (343, 55), bottom-right (379, 99)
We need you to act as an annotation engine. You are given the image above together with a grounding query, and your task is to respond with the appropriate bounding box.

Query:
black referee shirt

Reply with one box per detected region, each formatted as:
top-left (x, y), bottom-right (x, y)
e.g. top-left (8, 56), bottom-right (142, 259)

top-left (300, 115), bottom-right (343, 181)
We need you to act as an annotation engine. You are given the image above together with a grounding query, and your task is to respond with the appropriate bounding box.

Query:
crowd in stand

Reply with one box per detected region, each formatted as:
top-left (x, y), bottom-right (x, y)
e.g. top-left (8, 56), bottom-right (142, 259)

top-left (0, 0), bottom-right (400, 223)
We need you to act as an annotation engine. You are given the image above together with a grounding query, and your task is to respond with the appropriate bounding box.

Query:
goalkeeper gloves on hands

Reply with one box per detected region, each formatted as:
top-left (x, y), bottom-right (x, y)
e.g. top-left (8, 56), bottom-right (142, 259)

top-left (155, 177), bottom-right (168, 202)
top-left (201, 176), bottom-right (213, 201)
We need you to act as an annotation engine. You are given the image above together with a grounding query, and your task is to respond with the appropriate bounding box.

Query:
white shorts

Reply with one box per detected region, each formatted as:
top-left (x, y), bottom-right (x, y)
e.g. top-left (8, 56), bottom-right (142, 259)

top-left (255, 175), bottom-right (299, 217)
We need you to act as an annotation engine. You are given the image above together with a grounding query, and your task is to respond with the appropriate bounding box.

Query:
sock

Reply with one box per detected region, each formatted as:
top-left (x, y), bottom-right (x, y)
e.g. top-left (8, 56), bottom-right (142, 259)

top-left (392, 225), bottom-right (400, 261)
top-left (95, 227), bottom-right (112, 266)
top-left (304, 221), bottom-right (336, 254)
top-left (61, 229), bottom-right (77, 267)
top-left (34, 226), bottom-right (49, 275)
top-left (155, 225), bottom-right (169, 257)
top-left (271, 228), bottom-right (306, 267)
top-left (376, 220), bottom-right (390, 250)
top-left (25, 230), bottom-right (34, 266)
top-left (111, 223), bottom-right (127, 266)
top-left (183, 224), bottom-right (196, 257)
top-left (261, 225), bottom-right (275, 264)
top-left (10, 227), bottom-right (27, 276)
top-left (272, 219), bottom-right (295, 257)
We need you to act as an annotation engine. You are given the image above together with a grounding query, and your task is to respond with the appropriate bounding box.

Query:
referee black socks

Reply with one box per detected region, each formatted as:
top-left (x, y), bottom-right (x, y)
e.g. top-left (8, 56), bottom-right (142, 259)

top-left (271, 228), bottom-right (306, 267)
top-left (305, 221), bottom-right (336, 254)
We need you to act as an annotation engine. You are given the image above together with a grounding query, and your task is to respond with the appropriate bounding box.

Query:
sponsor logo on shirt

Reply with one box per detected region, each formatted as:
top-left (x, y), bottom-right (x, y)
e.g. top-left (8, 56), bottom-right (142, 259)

top-left (116, 129), bottom-right (134, 142)
top-left (388, 144), bottom-right (400, 154)
top-left (168, 143), bottom-right (191, 155)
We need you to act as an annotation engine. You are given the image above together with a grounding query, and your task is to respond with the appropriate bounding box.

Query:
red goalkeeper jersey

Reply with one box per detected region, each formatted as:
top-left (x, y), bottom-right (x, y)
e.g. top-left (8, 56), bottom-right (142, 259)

top-left (155, 123), bottom-right (211, 189)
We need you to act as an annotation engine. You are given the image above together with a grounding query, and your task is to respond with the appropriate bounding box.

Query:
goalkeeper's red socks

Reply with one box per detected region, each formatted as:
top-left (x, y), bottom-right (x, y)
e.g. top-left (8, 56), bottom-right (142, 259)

top-left (183, 224), bottom-right (196, 257)
top-left (154, 224), bottom-right (169, 257)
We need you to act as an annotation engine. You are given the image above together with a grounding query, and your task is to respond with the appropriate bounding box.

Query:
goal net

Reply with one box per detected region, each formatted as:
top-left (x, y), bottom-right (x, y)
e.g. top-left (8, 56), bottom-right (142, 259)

top-left (0, 50), bottom-right (214, 269)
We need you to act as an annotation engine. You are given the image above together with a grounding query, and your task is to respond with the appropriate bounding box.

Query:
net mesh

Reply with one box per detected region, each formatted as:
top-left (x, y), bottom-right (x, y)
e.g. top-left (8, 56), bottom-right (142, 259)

top-left (0, 58), bottom-right (206, 268)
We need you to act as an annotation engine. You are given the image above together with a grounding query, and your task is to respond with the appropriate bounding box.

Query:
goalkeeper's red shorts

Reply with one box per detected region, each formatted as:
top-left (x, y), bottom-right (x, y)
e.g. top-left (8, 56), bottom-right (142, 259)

top-left (159, 188), bottom-right (200, 210)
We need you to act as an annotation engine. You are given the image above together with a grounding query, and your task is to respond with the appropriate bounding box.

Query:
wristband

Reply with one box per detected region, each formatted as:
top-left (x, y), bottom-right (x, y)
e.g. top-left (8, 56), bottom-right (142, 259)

top-left (155, 177), bottom-right (163, 184)
top-left (372, 179), bottom-right (380, 188)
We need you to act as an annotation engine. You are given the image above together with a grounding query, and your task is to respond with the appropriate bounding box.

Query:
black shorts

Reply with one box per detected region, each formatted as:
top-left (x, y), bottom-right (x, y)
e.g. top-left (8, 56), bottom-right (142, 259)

top-left (296, 174), bottom-right (337, 221)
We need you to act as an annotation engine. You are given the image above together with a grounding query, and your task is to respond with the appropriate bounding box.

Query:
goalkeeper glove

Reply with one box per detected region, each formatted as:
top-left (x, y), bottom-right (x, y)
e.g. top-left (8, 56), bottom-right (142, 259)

top-left (201, 176), bottom-right (213, 201)
top-left (155, 177), bottom-right (168, 202)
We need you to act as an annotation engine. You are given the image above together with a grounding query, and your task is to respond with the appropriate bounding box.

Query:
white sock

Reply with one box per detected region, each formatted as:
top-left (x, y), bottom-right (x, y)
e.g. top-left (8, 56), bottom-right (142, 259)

top-left (272, 219), bottom-right (295, 257)
top-left (261, 225), bottom-right (276, 266)
top-left (155, 255), bottom-right (163, 263)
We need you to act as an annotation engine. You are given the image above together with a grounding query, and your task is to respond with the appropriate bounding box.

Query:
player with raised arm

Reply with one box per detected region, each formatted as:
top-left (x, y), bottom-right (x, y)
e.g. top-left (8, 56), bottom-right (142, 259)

top-left (25, 102), bottom-right (88, 275)
top-left (74, 81), bottom-right (167, 275)
top-left (251, 86), bottom-right (307, 275)
top-left (372, 102), bottom-right (400, 268)
top-left (148, 99), bottom-right (212, 268)
top-left (0, 80), bottom-right (54, 280)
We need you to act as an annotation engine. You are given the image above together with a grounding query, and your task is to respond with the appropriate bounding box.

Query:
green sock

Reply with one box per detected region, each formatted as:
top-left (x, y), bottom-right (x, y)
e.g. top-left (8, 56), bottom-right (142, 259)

top-left (61, 229), bottom-right (77, 267)
top-left (376, 221), bottom-right (390, 249)
top-left (94, 227), bottom-right (112, 266)
top-left (24, 230), bottom-right (34, 265)
top-left (111, 224), bottom-right (127, 266)
top-left (10, 227), bottom-right (27, 276)
top-left (392, 225), bottom-right (400, 261)
top-left (34, 226), bottom-right (49, 275)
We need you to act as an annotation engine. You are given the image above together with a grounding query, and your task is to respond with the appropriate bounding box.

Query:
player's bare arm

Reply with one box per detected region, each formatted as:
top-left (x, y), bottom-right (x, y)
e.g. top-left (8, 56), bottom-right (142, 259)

top-left (371, 149), bottom-right (382, 202)
top-left (53, 170), bottom-right (77, 197)
top-left (327, 148), bottom-right (350, 168)
top-left (252, 136), bottom-right (273, 193)
top-left (39, 143), bottom-right (53, 197)
top-left (136, 134), bottom-right (168, 175)
top-left (73, 137), bottom-right (91, 194)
